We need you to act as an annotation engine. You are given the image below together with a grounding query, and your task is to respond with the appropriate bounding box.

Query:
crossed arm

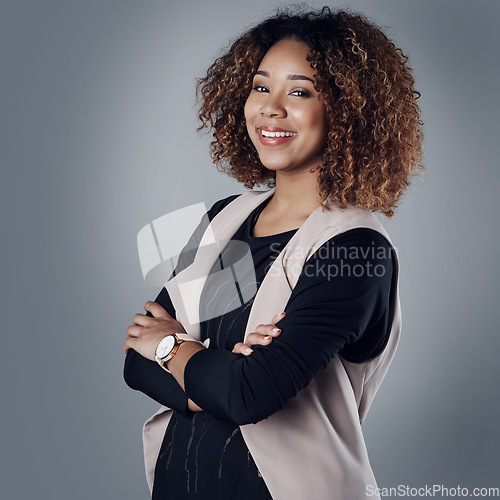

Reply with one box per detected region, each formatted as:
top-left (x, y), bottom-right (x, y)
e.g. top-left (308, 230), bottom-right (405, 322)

top-left (123, 228), bottom-right (394, 425)
top-left (123, 302), bottom-right (283, 413)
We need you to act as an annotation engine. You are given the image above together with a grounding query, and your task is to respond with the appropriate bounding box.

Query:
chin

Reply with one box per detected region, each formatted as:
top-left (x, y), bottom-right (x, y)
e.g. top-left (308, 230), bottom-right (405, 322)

top-left (258, 158), bottom-right (293, 172)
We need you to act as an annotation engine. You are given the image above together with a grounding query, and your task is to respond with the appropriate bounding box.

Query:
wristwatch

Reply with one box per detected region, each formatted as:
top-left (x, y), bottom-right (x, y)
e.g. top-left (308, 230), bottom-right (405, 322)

top-left (155, 333), bottom-right (207, 373)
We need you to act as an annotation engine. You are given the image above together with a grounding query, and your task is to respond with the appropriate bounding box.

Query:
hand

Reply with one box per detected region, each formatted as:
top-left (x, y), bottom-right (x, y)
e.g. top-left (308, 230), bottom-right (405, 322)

top-left (123, 301), bottom-right (187, 361)
top-left (232, 312), bottom-right (285, 356)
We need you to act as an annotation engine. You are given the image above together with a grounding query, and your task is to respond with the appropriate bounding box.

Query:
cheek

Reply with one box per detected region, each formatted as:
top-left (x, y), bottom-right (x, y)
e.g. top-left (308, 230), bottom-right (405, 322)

top-left (310, 106), bottom-right (328, 139)
top-left (243, 100), bottom-right (258, 146)
top-left (244, 96), bottom-right (257, 123)
top-left (244, 99), bottom-right (259, 136)
top-left (243, 101), bottom-right (252, 130)
top-left (292, 106), bottom-right (325, 132)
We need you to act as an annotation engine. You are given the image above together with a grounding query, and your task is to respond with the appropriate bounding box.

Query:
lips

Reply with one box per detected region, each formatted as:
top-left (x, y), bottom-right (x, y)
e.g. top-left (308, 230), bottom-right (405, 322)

top-left (257, 126), bottom-right (297, 146)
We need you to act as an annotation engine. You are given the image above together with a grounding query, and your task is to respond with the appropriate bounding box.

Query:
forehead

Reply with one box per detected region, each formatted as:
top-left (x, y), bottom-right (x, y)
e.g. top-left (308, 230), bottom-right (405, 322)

top-left (257, 39), bottom-right (314, 75)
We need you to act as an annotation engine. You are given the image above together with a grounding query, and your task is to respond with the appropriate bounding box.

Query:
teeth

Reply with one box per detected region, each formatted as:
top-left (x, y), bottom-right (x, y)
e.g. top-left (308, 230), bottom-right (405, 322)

top-left (261, 130), bottom-right (296, 138)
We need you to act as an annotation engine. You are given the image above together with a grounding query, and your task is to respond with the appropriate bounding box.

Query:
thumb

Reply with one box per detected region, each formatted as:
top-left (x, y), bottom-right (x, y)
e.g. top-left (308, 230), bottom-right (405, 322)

top-left (270, 312), bottom-right (286, 325)
top-left (144, 301), bottom-right (171, 319)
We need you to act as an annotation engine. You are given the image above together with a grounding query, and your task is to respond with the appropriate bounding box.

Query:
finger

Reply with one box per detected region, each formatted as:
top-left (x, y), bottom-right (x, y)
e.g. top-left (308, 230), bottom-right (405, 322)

top-left (126, 324), bottom-right (142, 339)
top-left (123, 337), bottom-right (136, 354)
top-left (245, 332), bottom-right (274, 347)
top-left (254, 323), bottom-right (282, 337)
top-left (232, 342), bottom-right (254, 356)
top-left (270, 312), bottom-right (286, 325)
top-left (132, 313), bottom-right (154, 326)
top-left (145, 301), bottom-right (171, 319)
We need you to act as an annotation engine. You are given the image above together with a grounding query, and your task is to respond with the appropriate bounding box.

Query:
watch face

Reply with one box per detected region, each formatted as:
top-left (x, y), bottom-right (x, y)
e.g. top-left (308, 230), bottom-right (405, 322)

top-left (156, 335), bottom-right (176, 359)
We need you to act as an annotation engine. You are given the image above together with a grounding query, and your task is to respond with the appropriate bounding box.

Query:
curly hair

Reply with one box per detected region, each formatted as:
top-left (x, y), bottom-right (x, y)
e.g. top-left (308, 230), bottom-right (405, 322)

top-left (197, 6), bottom-right (423, 217)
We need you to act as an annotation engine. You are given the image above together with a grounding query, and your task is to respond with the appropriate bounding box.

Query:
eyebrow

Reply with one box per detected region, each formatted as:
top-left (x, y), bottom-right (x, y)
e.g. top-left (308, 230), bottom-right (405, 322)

top-left (255, 70), bottom-right (315, 84)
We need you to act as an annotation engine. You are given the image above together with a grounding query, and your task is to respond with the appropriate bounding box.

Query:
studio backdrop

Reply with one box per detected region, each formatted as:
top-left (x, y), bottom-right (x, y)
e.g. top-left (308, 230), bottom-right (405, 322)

top-left (2, 0), bottom-right (499, 498)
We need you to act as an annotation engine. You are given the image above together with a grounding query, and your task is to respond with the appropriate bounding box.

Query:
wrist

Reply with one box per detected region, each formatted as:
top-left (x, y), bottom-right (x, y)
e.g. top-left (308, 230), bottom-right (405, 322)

top-left (166, 339), bottom-right (205, 374)
top-left (155, 333), bottom-right (208, 373)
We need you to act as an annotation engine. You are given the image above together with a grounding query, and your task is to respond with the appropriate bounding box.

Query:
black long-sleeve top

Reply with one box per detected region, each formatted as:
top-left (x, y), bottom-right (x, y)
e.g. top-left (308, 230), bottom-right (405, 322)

top-left (124, 194), bottom-right (394, 499)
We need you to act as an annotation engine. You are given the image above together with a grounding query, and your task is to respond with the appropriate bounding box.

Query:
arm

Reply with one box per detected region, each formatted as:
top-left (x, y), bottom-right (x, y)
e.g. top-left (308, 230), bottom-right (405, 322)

top-left (123, 287), bottom-right (191, 414)
top-left (123, 195), bottom-right (240, 412)
top-left (171, 229), bottom-right (395, 425)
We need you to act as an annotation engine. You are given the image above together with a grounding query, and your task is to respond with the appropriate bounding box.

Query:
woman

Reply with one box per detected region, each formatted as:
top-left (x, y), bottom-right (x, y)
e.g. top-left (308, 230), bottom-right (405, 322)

top-left (124, 7), bottom-right (423, 499)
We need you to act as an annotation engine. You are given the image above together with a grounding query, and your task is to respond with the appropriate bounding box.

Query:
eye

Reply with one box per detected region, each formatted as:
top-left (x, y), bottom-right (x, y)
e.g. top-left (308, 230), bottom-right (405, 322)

top-left (290, 89), bottom-right (311, 97)
top-left (253, 85), bottom-right (269, 93)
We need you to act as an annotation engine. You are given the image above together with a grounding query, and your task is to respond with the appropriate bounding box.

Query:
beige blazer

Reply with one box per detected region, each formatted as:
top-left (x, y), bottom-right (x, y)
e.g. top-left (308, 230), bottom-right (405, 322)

top-left (142, 188), bottom-right (400, 499)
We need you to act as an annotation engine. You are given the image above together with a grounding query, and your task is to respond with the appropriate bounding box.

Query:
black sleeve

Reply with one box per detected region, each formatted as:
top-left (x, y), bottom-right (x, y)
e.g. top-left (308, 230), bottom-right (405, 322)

top-left (183, 229), bottom-right (394, 425)
top-left (123, 194), bottom-right (240, 413)
top-left (123, 287), bottom-right (190, 414)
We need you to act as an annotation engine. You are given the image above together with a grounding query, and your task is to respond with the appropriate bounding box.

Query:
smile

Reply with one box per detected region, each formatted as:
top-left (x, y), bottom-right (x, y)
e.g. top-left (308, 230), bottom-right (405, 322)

top-left (261, 130), bottom-right (296, 138)
top-left (257, 127), bottom-right (297, 145)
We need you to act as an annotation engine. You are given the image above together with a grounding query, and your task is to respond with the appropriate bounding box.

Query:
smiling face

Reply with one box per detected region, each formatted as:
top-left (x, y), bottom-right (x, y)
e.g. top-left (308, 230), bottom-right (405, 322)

top-left (244, 38), bottom-right (328, 176)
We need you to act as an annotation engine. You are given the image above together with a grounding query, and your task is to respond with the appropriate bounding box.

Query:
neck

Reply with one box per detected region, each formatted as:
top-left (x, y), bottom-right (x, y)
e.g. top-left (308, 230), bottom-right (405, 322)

top-left (269, 170), bottom-right (323, 217)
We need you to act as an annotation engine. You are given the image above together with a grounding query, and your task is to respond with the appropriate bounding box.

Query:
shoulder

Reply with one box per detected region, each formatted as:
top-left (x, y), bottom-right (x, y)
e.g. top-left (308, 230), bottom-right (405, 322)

top-left (306, 227), bottom-right (393, 262)
top-left (207, 190), bottom-right (274, 220)
top-left (206, 194), bottom-right (241, 220)
top-left (324, 227), bottom-right (392, 254)
top-left (299, 228), bottom-right (394, 287)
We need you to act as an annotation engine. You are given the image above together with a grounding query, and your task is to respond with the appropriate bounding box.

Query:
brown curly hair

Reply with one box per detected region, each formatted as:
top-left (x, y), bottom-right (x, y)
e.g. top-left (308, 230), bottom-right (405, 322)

top-left (197, 6), bottom-right (423, 217)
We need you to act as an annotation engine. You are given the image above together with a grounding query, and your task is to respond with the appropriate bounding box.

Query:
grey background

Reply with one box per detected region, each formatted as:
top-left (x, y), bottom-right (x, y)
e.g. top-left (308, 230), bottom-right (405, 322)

top-left (2, 0), bottom-right (499, 498)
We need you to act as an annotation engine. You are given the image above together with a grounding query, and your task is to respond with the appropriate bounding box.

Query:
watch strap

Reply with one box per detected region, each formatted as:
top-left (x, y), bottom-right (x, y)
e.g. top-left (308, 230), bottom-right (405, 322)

top-left (155, 334), bottom-right (209, 373)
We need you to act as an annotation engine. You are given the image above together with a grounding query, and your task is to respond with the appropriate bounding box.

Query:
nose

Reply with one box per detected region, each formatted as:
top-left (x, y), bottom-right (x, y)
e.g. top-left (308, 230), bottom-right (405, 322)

top-left (260, 93), bottom-right (286, 118)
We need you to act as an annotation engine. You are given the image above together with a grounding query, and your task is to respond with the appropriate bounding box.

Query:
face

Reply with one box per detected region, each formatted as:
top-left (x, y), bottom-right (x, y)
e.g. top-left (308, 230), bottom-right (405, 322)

top-left (244, 38), bottom-right (328, 175)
